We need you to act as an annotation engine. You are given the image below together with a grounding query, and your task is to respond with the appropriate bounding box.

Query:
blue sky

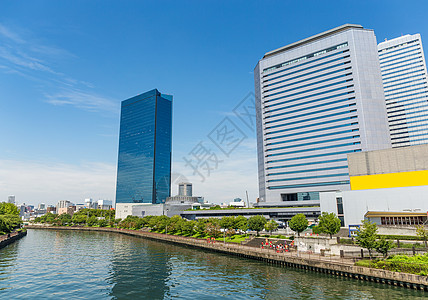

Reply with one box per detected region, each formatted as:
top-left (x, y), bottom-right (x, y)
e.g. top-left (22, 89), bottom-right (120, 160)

top-left (1, 0), bottom-right (427, 206)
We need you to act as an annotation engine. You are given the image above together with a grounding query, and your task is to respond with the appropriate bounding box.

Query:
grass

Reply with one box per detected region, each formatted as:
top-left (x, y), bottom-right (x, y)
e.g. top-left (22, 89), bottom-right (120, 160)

top-left (215, 234), bottom-right (249, 243)
top-left (355, 253), bottom-right (428, 276)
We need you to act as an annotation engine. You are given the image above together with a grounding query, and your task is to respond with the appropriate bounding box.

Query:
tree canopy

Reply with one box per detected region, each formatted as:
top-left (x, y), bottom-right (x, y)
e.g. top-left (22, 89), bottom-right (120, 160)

top-left (289, 214), bottom-right (308, 236)
top-left (247, 215), bottom-right (267, 235)
top-left (317, 212), bottom-right (341, 238)
top-left (355, 220), bottom-right (378, 258)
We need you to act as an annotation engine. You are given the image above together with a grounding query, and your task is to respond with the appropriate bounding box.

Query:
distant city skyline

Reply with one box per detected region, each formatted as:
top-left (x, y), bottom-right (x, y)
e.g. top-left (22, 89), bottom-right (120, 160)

top-left (1, 1), bottom-right (428, 205)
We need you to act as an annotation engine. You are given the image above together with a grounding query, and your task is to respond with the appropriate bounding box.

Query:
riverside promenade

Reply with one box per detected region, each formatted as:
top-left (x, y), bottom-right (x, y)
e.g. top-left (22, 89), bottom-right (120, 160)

top-left (25, 225), bottom-right (428, 291)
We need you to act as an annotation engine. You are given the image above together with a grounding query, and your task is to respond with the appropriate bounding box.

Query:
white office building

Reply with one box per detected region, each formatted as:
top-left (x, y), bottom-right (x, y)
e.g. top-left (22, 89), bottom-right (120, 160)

top-left (378, 34), bottom-right (428, 148)
top-left (8, 195), bottom-right (15, 204)
top-left (178, 182), bottom-right (192, 197)
top-left (254, 24), bottom-right (391, 207)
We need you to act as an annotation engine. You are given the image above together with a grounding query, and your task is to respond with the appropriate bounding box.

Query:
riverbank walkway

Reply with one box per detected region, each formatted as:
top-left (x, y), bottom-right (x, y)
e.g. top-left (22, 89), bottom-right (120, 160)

top-left (0, 230), bottom-right (27, 249)
top-left (25, 225), bottom-right (428, 291)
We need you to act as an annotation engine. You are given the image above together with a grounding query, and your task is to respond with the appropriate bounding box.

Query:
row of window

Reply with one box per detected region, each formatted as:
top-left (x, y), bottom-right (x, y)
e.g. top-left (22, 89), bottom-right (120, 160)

top-left (263, 72), bottom-right (352, 99)
top-left (266, 129), bottom-right (359, 147)
top-left (385, 90), bottom-right (428, 102)
top-left (384, 79), bottom-right (427, 95)
top-left (263, 43), bottom-right (348, 74)
top-left (267, 158), bottom-right (348, 170)
top-left (378, 39), bottom-right (418, 54)
top-left (266, 122), bottom-right (358, 141)
top-left (263, 56), bottom-right (349, 86)
top-left (268, 165), bottom-right (349, 177)
top-left (388, 106), bottom-right (428, 120)
top-left (383, 73), bottom-right (425, 89)
top-left (382, 60), bottom-right (424, 76)
top-left (391, 131), bottom-right (428, 140)
top-left (267, 172), bottom-right (349, 183)
top-left (385, 84), bottom-right (428, 99)
top-left (379, 45), bottom-right (420, 62)
top-left (266, 116), bottom-right (357, 136)
top-left (266, 91), bottom-right (354, 118)
top-left (390, 119), bottom-right (428, 132)
top-left (267, 135), bottom-right (359, 152)
top-left (390, 115), bottom-right (428, 129)
top-left (265, 86), bottom-right (354, 111)
top-left (380, 53), bottom-right (421, 70)
top-left (266, 149), bottom-right (361, 164)
top-left (266, 141), bottom-right (361, 158)
top-left (266, 109), bottom-right (357, 132)
top-left (264, 65), bottom-right (351, 94)
top-left (264, 80), bottom-right (353, 106)
top-left (267, 180), bottom-right (350, 190)
top-left (263, 51), bottom-right (347, 81)
top-left (383, 68), bottom-right (425, 82)
top-left (387, 95), bottom-right (428, 111)
top-left (265, 103), bottom-right (356, 126)
top-left (392, 136), bottom-right (428, 145)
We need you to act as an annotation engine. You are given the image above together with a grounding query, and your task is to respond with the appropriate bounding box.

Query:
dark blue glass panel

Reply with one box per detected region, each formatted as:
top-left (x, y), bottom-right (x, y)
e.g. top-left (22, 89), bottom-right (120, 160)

top-left (115, 89), bottom-right (172, 204)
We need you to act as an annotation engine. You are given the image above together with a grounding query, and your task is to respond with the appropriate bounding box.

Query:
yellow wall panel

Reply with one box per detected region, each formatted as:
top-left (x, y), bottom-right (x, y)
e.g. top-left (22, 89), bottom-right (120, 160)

top-left (350, 170), bottom-right (428, 190)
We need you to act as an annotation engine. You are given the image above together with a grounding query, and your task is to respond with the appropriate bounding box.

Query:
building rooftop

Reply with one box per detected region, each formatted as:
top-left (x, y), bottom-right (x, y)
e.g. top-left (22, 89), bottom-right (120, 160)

top-left (263, 24), bottom-right (364, 59)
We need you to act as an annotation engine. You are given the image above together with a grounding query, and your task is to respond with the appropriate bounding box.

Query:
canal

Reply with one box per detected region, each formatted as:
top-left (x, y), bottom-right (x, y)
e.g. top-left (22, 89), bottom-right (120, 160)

top-left (0, 229), bottom-right (425, 299)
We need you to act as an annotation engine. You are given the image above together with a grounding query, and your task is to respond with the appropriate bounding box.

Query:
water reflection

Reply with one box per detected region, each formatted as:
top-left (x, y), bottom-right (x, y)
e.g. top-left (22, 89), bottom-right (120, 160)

top-left (108, 235), bottom-right (171, 299)
top-left (0, 229), bottom-right (426, 300)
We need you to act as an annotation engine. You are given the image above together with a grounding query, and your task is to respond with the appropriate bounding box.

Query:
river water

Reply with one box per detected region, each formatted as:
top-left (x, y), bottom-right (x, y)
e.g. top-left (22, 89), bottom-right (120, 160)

top-left (0, 229), bottom-right (425, 299)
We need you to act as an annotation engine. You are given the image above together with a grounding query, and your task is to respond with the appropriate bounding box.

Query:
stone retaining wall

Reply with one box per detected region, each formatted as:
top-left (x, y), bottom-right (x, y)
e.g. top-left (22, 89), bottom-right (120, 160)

top-left (0, 230), bottom-right (27, 249)
top-left (25, 226), bottom-right (428, 291)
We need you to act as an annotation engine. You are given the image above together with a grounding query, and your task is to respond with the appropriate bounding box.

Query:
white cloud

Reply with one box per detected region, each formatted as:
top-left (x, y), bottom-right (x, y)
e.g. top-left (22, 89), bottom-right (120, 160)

top-left (44, 89), bottom-right (119, 113)
top-left (0, 24), bottom-right (24, 43)
top-left (0, 160), bottom-right (116, 206)
top-left (0, 23), bottom-right (115, 113)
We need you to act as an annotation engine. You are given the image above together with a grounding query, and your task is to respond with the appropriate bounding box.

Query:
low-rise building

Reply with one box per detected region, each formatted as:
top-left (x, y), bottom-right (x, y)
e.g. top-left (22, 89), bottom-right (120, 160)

top-left (97, 200), bottom-right (113, 210)
top-left (320, 144), bottom-right (428, 226)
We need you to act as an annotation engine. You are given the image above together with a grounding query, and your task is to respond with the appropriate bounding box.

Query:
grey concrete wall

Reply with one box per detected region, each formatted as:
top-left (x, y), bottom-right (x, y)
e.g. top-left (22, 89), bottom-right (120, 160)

top-left (348, 144), bottom-right (428, 176)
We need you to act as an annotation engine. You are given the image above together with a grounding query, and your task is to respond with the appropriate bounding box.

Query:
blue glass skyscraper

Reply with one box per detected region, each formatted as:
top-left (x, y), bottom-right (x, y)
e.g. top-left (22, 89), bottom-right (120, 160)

top-left (115, 89), bottom-right (172, 205)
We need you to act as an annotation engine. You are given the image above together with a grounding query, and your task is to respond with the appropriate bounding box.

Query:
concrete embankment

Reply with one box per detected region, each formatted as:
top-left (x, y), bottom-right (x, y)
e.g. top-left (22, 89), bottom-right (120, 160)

top-left (25, 226), bottom-right (428, 291)
top-left (0, 230), bottom-right (27, 249)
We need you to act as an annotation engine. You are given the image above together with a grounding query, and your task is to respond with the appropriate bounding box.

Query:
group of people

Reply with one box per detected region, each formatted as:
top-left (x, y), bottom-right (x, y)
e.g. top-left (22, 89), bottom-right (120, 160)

top-left (206, 237), bottom-right (216, 244)
top-left (261, 238), bottom-right (294, 253)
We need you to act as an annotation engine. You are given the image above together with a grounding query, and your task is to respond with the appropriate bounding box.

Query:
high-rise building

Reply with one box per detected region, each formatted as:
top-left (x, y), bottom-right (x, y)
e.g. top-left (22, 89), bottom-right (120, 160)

top-left (254, 24), bottom-right (391, 206)
top-left (378, 34), bottom-right (428, 148)
top-left (178, 182), bottom-right (192, 197)
top-left (7, 195), bottom-right (15, 204)
top-left (115, 89), bottom-right (173, 205)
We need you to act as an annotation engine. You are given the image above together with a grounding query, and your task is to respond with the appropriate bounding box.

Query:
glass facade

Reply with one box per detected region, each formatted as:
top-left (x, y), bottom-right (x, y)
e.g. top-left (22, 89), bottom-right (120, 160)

top-left (115, 89), bottom-right (172, 204)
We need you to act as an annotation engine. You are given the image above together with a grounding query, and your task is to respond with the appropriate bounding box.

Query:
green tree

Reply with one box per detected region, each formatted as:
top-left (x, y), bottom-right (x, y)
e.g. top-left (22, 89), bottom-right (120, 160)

top-left (87, 216), bottom-right (98, 227)
top-left (220, 216), bottom-right (235, 230)
top-left (98, 219), bottom-right (108, 227)
top-left (318, 212), bottom-right (341, 238)
top-left (0, 215), bottom-right (13, 234)
top-left (57, 213), bottom-right (72, 226)
top-left (264, 220), bottom-right (278, 235)
top-left (195, 219), bottom-right (207, 236)
top-left (289, 214), bottom-right (308, 237)
top-left (181, 220), bottom-right (196, 236)
top-left (247, 215), bottom-right (267, 236)
top-left (416, 225), bottom-right (428, 247)
top-left (234, 216), bottom-right (248, 232)
top-left (375, 236), bottom-right (393, 258)
top-left (204, 218), bottom-right (221, 238)
top-left (355, 220), bottom-right (378, 258)
top-left (0, 202), bottom-right (19, 215)
top-left (72, 214), bottom-right (87, 225)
